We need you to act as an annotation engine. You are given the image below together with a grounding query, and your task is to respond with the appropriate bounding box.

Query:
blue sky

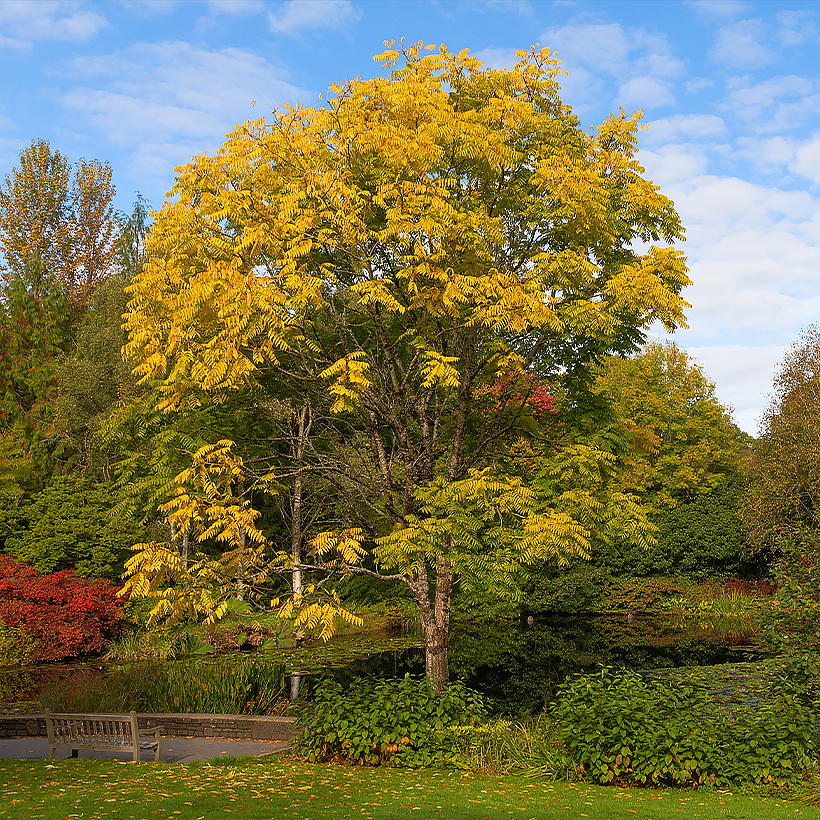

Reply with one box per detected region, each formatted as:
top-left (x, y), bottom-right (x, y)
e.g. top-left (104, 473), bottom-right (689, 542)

top-left (2, 0), bottom-right (820, 434)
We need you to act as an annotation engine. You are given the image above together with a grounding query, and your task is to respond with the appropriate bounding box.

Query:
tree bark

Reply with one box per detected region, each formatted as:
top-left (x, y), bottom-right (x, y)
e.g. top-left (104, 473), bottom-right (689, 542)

top-left (409, 551), bottom-right (454, 688)
top-left (236, 477), bottom-right (246, 602)
top-left (290, 403), bottom-right (311, 597)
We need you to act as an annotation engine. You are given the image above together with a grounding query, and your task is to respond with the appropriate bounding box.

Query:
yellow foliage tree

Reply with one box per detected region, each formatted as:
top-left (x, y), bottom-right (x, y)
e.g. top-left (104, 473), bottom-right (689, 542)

top-left (123, 43), bottom-right (689, 684)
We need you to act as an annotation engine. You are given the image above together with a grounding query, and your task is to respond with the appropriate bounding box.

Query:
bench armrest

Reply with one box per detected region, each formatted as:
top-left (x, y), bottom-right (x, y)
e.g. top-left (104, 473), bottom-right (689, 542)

top-left (139, 726), bottom-right (163, 737)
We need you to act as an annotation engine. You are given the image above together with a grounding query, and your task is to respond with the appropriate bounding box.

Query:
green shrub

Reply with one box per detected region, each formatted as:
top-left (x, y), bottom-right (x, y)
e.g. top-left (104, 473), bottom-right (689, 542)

top-left (591, 481), bottom-right (751, 579)
top-left (554, 667), bottom-right (817, 787)
top-left (523, 564), bottom-right (613, 613)
top-left (295, 675), bottom-right (487, 767)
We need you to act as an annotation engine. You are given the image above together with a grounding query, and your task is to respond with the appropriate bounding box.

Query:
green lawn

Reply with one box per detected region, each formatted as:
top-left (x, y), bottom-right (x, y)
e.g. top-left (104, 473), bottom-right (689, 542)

top-left (0, 758), bottom-right (817, 820)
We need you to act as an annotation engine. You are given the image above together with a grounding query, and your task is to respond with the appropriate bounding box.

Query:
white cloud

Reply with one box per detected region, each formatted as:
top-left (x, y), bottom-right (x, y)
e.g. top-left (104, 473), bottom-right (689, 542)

top-left (685, 344), bottom-right (787, 435)
top-left (0, 137), bottom-right (29, 172)
top-left (646, 171), bottom-right (820, 357)
top-left (643, 114), bottom-right (726, 145)
top-left (792, 136), bottom-right (820, 186)
top-left (539, 21), bottom-right (682, 114)
top-left (734, 135), bottom-right (796, 173)
top-left (777, 10), bottom-right (817, 47)
top-left (479, 0), bottom-right (533, 15)
top-left (616, 76), bottom-right (675, 111)
top-left (710, 19), bottom-right (776, 70)
top-left (639, 146), bottom-right (820, 433)
top-left (207, 0), bottom-right (265, 14)
top-left (268, 0), bottom-right (360, 35)
top-left (639, 144), bottom-right (711, 185)
top-left (65, 41), bottom-right (308, 140)
top-left (127, 141), bottom-right (205, 200)
top-left (472, 46), bottom-right (517, 71)
top-left (723, 75), bottom-right (820, 133)
top-left (62, 41), bottom-right (310, 189)
top-left (116, 1), bottom-right (180, 14)
top-left (685, 0), bottom-right (749, 22)
top-left (0, 0), bottom-right (107, 49)
top-left (642, 52), bottom-right (685, 80)
top-left (685, 77), bottom-right (714, 94)
top-left (541, 22), bottom-right (632, 77)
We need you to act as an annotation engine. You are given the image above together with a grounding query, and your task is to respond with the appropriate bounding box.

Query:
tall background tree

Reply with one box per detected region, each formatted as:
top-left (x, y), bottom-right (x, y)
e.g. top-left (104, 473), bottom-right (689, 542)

top-left (743, 326), bottom-right (820, 548)
top-left (0, 141), bottom-right (150, 579)
top-left (121, 43), bottom-right (690, 684)
top-left (0, 139), bottom-right (119, 455)
top-left (741, 327), bottom-right (820, 653)
top-left (0, 139), bottom-right (118, 311)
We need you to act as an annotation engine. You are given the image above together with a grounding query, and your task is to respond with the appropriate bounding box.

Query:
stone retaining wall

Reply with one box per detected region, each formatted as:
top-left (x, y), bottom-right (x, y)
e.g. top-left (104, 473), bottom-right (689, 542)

top-left (0, 713), bottom-right (299, 741)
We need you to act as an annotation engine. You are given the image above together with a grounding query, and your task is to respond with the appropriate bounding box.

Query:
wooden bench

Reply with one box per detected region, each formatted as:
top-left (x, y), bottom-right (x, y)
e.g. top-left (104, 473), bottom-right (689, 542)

top-left (44, 710), bottom-right (163, 762)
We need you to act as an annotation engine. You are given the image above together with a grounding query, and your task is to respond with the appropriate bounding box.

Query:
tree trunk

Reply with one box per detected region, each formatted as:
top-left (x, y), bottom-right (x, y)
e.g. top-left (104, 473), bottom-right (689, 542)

top-left (410, 551), bottom-right (454, 688)
top-left (169, 520), bottom-right (189, 570)
top-left (290, 403), bottom-right (311, 598)
top-left (291, 469), bottom-right (303, 597)
top-left (236, 477), bottom-right (246, 602)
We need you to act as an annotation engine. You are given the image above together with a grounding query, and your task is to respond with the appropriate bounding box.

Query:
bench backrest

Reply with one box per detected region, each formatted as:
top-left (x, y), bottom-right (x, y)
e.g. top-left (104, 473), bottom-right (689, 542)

top-left (44, 710), bottom-right (139, 749)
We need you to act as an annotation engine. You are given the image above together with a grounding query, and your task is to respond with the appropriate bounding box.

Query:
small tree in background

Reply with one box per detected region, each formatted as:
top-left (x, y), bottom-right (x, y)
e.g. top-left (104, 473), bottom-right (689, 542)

top-left (594, 341), bottom-right (743, 509)
top-left (743, 328), bottom-right (820, 650)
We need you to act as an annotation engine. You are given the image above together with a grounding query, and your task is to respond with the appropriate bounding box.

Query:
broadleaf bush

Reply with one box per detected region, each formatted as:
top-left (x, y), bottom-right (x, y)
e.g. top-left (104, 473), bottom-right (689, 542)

top-left (295, 675), bottom-right (487, 767)
top-left (554, 667), bottom-right (817, 786)
top-left (0, 556), bottom-right (124, 660)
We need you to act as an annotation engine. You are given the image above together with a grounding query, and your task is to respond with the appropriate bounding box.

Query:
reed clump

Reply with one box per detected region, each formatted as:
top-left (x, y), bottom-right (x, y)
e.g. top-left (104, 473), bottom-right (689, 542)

top-left (40, 656), bottom-right (289, 715)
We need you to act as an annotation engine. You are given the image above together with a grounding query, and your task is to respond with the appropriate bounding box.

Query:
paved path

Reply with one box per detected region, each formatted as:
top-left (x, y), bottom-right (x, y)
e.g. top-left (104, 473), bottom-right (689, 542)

top-left (0, 736), bottom-right (290, 764)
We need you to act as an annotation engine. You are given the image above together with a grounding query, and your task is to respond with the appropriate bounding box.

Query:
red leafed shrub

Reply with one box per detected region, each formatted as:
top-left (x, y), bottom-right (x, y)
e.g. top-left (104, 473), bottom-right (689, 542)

top-left (0, 557), bottom-right (124, 661)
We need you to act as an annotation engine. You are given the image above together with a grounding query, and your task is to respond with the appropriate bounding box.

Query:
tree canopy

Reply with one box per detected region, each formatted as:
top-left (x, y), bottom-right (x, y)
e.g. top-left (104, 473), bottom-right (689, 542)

top-left (0, 139), bottom-right (118, 310)
top-left (594, 341), bottom-right (742, 509)
top-left (121, 43), bottom-right (690, 683)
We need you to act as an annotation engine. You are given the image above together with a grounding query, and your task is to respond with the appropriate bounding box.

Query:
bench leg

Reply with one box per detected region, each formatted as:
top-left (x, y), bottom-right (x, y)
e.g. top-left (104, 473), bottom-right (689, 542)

top-left (71, 749), bottom-right (78, 758)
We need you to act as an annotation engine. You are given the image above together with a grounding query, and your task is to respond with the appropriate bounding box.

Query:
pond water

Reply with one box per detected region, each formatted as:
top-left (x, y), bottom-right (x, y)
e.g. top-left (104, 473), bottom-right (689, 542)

top-left (3, 612), bottom-right (770, 716)
top-left (286, 612), bottom-right (769, 714)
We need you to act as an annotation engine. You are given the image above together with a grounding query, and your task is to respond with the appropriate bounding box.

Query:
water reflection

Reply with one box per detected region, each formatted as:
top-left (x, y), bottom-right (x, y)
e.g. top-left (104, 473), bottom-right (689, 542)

top-left (449, 613), bottom-right (767, 713)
